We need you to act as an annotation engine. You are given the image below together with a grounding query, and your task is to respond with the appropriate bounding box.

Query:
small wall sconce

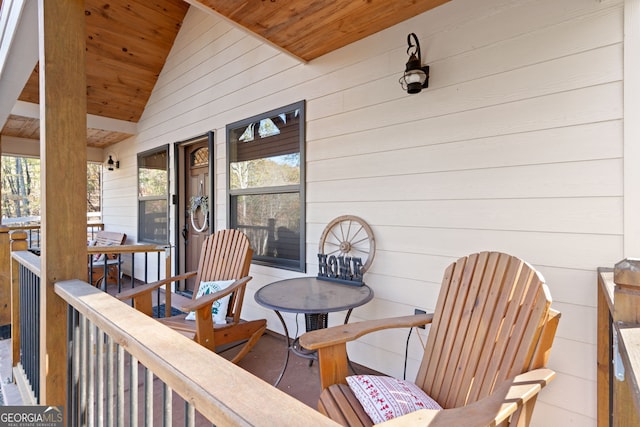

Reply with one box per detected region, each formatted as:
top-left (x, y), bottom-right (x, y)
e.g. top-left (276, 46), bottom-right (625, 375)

top-left (399, 33), bottom-right (429, 94)
top-left (106, 154), bottom-right (120, 171)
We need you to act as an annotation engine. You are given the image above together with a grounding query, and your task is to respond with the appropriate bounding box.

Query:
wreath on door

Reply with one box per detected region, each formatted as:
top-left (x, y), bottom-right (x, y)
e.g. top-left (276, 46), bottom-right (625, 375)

top-left (190, 195), bottom-right (209, 233)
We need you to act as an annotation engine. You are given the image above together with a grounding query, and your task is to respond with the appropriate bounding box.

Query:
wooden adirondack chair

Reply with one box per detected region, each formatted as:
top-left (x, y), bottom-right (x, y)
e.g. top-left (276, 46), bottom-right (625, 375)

top-left (116, 229), bottom-right (266, 364)
top-left (299, 251), bottom-right (560, 427)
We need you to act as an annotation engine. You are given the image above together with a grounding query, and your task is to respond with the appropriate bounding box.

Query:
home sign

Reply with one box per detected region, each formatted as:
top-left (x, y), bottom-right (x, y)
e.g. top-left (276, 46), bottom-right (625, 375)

top-left (317, 253), bottom-right (364, 286)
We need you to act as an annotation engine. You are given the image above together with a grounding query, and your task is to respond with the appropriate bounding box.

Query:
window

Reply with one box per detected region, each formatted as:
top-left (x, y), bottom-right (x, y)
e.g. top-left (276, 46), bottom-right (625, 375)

top-left (227, 101), bottom-right (306, 271)
top-left (138, 146), bottom-right (169, 244)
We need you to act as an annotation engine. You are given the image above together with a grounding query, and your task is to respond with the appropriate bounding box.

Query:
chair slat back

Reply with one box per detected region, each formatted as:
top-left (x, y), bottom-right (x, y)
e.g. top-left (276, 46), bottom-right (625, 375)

top-left (94, 231), bottom-right (126, 247)
top-left (415, 252), bottom-right (551, 409)
top-left (193, 229), bottom-right (253, 322)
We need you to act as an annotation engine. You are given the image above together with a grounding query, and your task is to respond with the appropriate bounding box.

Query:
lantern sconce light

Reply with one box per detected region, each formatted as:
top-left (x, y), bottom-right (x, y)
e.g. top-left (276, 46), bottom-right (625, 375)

top-left (399, 33), bottom-right (429, 94)
top-left (106, 154), bottom-right (120, 171)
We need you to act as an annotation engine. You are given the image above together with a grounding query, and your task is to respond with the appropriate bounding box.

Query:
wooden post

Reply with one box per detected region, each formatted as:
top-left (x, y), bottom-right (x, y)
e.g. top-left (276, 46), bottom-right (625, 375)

top-left (611, 259), bottom-right (640, 426)
top-left (0, 136), bottom-right (8, 337)
top-left (0, 226), bottom-right (11, 335)
top-left (613, 259), bottom-right (640, 323)
top-left (38, 0), bottom-right (87, 409)
top-left (10, 231), bottom-right (28, 369)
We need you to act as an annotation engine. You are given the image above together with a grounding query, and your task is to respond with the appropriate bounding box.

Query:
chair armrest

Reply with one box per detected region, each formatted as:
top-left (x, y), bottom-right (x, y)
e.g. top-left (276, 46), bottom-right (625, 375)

top-left (299, 313), bottom-right (433, 390)
top-left (116, 271), bottom-right (197, 300)
top-left (299, 313), bottom-right (433, 350)
top-left (374, 368), bottom-right (556, 427)
top-left (178, 276), bottom-right (252, 312)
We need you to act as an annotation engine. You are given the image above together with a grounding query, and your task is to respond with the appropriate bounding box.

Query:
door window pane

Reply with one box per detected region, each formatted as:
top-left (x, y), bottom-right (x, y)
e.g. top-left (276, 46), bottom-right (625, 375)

top-left (138, 146), bottom-right (169, 244)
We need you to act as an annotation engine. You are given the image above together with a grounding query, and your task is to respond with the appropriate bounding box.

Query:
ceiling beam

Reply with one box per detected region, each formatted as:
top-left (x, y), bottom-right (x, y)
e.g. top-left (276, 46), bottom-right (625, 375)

top-left (0, 0), bottom-right (38, 130)
top-left (12, 101), bottom-right (137, 134)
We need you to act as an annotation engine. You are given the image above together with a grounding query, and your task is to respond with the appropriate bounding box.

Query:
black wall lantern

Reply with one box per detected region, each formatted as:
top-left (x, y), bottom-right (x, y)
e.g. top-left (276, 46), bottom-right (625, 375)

top-left (399, 33), bottom-right (429, 94)
top-left (106, 154), bottom-right (120, 171)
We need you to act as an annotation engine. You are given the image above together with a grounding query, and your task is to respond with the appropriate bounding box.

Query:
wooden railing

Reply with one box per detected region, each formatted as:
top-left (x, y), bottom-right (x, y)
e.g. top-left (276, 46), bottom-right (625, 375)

top-left (8, 239), bottom-right (338, 425)
top-left (597, 263), bottom-right (640, 426)
top-left (4, 222), bottom-right (105, 249)
top-left (13, 250), bottom-right (41, 403)
top-left (8, 228), bottom-right (174, 401)
top-left (54, 280), bottom-right (337, 426)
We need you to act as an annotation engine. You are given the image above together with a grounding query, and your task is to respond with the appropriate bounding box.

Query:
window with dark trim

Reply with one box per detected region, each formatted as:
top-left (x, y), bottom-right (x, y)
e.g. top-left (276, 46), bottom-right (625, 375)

top-left (138, 145), bottom-right (169, 244)
top-left (227, 101), bottom-right (306, 272)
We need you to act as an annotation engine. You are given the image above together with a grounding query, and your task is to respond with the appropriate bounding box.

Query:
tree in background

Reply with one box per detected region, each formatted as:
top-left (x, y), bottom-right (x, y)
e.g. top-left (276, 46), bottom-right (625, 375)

top-left (1, 156), bottom-right (39, 220)
top-left (87, 162), bottom-right (101, 213)
top-left (1, 156), bottom-right (101, 221)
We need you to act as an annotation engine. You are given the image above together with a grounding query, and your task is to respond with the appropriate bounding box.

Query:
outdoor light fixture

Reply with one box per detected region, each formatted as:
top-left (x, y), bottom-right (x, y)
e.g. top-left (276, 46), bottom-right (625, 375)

top-left (106, 154), bottom-right (120, 171)
top-left (399, 33), bottom-right (429, 94)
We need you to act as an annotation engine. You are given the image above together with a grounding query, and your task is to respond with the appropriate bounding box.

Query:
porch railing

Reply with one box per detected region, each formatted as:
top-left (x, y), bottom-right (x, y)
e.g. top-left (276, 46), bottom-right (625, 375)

top-left (14, 250), bottom-right (40, 402)
top-left (10, 235), bottom-right (174, 405)
top-left (597, 264), bottom-right (640, 426)
top-left (55, 280), bottom-right (337, 426)
top-left (9, 251), bottom-right (338, 425)
top-left (2, 215), bottom-right (104, 249)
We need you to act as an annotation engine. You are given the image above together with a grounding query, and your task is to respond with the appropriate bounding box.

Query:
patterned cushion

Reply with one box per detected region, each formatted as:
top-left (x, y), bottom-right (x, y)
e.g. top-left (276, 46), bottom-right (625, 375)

top-left (90, 241), bottom-right (114, 263)
top-left (346, 375), bottom-right (442, 424)
top-left (185, 279), bottom-right (235, 324)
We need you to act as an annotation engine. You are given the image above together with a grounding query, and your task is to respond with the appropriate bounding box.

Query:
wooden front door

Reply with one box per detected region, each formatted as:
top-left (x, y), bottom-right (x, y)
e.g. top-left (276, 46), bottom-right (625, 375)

top-left (182, 140), bottom-right (210, 293)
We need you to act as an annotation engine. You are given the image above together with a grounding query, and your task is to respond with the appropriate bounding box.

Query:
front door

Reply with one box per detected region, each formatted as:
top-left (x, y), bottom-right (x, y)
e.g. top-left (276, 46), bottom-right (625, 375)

top-left (181, 139), bottom-right (210, 293)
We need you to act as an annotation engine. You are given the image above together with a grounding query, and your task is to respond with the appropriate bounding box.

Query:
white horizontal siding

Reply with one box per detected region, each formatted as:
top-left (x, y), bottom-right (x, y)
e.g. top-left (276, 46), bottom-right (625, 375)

top-left (100, 0), bottom-right (628, 424)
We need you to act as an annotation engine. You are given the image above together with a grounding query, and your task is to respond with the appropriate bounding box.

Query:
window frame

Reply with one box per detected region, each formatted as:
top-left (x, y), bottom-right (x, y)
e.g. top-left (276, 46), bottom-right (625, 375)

top-left (137, 145), bottom-right (170, 244)
top-left (226, 100), bottom-right (306, 272)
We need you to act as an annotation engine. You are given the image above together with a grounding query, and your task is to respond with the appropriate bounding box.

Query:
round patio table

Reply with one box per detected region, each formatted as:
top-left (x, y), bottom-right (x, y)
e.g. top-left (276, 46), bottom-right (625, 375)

top-left (254, 277), bottom-right (373, 386)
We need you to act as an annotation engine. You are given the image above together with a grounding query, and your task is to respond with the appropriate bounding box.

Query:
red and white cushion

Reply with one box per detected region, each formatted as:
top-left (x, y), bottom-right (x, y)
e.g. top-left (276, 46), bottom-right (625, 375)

top-left (346, 375), bottom-right (442, 424)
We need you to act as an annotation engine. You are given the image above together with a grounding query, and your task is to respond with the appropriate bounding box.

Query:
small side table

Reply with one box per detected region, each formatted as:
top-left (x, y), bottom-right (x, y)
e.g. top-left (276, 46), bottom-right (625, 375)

top-left (254, 277), bottom-right (373, 386)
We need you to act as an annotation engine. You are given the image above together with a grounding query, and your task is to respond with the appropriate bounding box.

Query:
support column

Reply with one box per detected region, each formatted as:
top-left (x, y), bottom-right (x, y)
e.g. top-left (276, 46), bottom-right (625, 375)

top-left (610, 259), bottom-right (640, 426)
top-left (0, 137), bottom-right (8, 335)
top-left (37, 0), bottom-right (87, 407)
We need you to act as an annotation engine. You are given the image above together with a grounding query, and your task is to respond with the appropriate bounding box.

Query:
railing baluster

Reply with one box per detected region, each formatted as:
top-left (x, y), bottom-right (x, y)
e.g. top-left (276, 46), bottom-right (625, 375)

top-left (117, 345), bottom-right (125, 426)
top-left (145, 367), bottom-right (153, 426)
top-left (185, 402), bottom-right (195, 427)
top-left (131, 253), bottom-right (136, 290)
top-left (88, 324), bottom-right (96, 426)
top-left (97, 329), bottom-right (105, 427)
top-left (80, 315), bottom-right (88, 425)
top-left (107, 336), bottom-right (115, 427)
top-left (68, 307), bottom-right (80, 427)
top-left (130, 355), bottom-right (138, 426)
top-left (163, 384), bottom-right (172, 427)
top-left (117, 254), bottom-right (122, 293)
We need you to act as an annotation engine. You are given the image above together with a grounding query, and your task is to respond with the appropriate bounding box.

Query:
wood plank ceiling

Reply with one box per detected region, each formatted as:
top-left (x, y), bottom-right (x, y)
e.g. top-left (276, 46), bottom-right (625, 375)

top-left (1, 0), bottom-right (450, 149)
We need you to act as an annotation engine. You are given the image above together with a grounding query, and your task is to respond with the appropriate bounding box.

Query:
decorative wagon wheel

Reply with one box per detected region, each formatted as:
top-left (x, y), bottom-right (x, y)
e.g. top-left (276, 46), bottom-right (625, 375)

top-left (190, 195), bottom-right (209, 233)
top-left (318, 215), bottom-right (376, 274)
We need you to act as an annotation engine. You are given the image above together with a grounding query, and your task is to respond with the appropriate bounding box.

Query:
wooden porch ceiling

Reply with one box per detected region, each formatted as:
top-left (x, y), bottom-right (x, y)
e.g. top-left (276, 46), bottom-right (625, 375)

top-left (0, 0), bottom-right (450, 149)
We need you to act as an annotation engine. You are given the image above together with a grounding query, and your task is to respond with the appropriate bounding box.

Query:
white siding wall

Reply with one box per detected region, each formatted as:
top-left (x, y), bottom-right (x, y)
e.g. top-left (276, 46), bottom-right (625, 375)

top-left (102, 0), bottom-right (625, 424)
